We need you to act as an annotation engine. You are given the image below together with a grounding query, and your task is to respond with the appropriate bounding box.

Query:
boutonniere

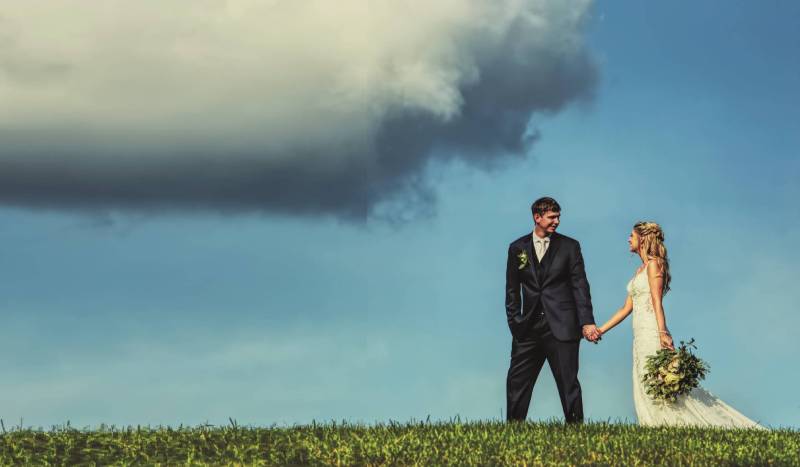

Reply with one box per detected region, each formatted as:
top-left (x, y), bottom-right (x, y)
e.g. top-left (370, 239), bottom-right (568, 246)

top-left (517, 250), bottom-right (529, 269)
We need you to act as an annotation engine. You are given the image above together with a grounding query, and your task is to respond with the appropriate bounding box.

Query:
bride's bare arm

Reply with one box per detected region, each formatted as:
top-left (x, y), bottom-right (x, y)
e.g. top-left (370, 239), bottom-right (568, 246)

top-left (647, 259), bottom-right (674, 349)
top-left (598, 295), bottom-right (633, 334)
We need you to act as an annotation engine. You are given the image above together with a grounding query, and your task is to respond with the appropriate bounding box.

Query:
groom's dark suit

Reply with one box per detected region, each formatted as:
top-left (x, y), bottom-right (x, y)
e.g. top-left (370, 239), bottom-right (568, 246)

top-left (505, 231), bottom-right (594, 423)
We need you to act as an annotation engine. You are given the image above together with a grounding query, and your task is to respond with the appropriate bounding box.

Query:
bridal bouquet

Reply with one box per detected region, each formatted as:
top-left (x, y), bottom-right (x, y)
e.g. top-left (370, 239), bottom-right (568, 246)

top-left (642, 338), bottom-right (710, 403)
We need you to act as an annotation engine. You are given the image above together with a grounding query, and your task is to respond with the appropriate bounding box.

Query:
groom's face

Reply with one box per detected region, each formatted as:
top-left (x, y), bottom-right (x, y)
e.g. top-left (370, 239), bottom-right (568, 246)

top-left (534, 210), bottom-right (560, 234)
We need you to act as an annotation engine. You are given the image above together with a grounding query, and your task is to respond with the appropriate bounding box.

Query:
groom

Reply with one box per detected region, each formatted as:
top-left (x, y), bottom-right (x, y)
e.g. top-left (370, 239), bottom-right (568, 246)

top-left (505, 197), bottom-right (599, 423)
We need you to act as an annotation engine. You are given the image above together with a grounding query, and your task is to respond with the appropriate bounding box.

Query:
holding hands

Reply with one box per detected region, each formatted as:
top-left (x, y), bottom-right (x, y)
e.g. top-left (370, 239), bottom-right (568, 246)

top-left (582, 324), bottom-right (603, 344)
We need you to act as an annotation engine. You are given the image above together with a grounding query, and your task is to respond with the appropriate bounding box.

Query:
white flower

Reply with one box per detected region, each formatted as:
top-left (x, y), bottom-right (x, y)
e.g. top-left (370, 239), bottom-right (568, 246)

top-left (517, 250), bottom-right (529, 270)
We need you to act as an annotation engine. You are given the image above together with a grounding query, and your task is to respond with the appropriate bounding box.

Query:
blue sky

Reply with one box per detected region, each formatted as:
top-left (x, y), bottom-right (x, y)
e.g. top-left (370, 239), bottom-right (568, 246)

top-left (1, 1), bottom-right (798, 430)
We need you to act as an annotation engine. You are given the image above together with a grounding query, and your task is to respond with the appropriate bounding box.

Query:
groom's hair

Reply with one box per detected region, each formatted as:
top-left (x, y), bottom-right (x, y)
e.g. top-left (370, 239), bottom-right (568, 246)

top-left (531, 197), bottom-right (561, 217)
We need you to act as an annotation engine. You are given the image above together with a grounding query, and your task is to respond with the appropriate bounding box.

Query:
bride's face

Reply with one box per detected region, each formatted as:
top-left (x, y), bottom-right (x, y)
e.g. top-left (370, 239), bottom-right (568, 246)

top-left (628, 230), bottom-right (639, 253)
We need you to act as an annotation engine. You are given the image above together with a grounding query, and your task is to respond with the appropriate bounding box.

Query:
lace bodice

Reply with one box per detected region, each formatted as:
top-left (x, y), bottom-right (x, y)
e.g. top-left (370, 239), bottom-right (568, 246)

top-left (627, 266), bottom-right (659, 338)
top-left (627, 266), bottom-right (656, 308)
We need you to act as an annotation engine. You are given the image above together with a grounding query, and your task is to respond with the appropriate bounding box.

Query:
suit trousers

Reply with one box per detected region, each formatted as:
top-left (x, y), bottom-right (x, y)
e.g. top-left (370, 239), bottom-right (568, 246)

top-left (505, 307), bottom-right (584, 423)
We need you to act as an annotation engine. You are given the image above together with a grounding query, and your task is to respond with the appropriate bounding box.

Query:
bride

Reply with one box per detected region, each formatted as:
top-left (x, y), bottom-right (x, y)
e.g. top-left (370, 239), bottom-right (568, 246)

top-left (597, 221), bottom-right (765, 429)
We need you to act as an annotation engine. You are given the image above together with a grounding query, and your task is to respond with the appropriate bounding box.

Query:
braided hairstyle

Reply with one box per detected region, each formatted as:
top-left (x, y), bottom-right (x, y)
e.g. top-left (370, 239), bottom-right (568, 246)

top-left (633, 221), bottom-right (672, 296)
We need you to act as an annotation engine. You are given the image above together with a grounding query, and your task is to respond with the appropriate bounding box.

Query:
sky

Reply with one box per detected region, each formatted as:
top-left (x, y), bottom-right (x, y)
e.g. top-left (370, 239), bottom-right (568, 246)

top-left (1, 0), bottom-right (798, 430)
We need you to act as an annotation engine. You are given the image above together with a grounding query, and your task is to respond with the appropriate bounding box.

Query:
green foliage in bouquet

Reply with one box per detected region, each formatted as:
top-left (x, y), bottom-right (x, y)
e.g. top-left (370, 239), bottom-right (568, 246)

top-left (642, 338), bottom-right (710, 403)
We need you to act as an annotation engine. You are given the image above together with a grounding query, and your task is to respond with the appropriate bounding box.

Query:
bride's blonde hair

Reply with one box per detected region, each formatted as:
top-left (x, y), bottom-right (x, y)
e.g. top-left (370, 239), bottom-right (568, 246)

top-left (633, 221), bottom-right (671, 296)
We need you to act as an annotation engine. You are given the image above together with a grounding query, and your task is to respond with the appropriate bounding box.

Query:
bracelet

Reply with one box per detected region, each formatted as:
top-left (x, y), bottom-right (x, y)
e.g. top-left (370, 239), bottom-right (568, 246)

top-left (659, 330), bottom-right (671, 335)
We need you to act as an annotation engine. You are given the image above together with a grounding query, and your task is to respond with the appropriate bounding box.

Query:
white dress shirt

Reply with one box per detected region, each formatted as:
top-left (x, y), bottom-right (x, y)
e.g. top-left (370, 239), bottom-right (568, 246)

top-left (532, 231), bottom-right (550, 262)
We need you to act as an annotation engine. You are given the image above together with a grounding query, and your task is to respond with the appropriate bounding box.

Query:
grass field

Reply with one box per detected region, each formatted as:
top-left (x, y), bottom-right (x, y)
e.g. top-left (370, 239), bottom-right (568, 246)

top-left (1, 417), bottom-right (797, 465)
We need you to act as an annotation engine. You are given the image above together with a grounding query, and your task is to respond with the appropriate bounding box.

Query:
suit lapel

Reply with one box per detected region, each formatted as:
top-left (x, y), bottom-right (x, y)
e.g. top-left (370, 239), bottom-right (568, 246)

top-left (524, 234), bottom-right (542, 287)
top-left (539, 232), bottom-right (561, 285)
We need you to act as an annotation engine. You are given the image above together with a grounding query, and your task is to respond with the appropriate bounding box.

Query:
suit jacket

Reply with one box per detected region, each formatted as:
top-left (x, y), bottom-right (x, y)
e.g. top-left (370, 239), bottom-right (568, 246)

top-left (505, 231), bottom-right (594, 341)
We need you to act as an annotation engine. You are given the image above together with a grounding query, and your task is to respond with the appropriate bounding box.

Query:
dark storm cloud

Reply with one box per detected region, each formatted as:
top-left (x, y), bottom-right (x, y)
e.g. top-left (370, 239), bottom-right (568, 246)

top-left (0, 1), bottom-right (598, 222)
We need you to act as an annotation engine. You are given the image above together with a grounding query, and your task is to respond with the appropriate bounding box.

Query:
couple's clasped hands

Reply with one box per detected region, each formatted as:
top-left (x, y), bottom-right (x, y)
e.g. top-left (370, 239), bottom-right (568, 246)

top-left (582, 324), bottom-right (674, 349)
top-left (582, 324), bottom-right (603, 344)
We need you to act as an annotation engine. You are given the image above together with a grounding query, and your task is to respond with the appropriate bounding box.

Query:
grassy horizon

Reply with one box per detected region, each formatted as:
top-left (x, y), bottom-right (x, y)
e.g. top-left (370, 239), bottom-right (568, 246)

top-left (1, 417), bottom-right (797, 465)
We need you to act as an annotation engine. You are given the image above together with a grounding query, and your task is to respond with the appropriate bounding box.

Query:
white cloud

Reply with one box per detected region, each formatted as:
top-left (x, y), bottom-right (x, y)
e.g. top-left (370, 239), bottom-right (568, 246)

top-left (1, 1), bottom-right (584, 150)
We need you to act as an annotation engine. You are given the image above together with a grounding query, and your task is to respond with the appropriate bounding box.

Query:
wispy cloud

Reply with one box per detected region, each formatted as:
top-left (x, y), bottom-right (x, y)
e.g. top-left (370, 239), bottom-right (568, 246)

top-left (0, 324), bottom-right (394, 428)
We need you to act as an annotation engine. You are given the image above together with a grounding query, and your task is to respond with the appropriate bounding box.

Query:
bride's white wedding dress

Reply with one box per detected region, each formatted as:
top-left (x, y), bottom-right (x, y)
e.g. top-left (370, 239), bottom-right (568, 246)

top-left (628, 266), bottom-right (765, 429)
